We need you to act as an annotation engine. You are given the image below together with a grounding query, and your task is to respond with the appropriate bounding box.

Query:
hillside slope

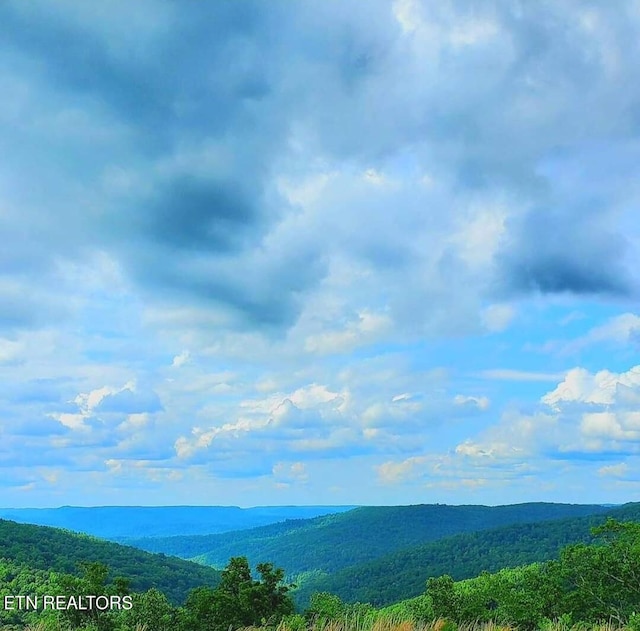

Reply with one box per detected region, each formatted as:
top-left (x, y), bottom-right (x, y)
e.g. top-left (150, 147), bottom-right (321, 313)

top-left (380, 516), bottom-right (640, 628)
top-left (294, 502), bottom-right (640, 607)
top-left (126, 503), bottom-right (611, 575)
top-left (0, 518), bottom-right (221, 604)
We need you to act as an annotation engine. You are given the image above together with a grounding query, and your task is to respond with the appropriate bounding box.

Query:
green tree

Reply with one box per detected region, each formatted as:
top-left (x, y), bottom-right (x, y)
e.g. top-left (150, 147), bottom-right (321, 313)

top-left (215, 556), bottom-right (257, 628)
top-left (117, 587), bottom-right (175, 631)
top-left (179, 586), bottom-right (219, 631)
top-left (54, 561), bottom-right (121, 630)
top-left (490, 563), bottom-right (562, 629)
top-left (454, 571), bottom-right (495, 623)
top-left (426, 575), bottom-right (458, 619)
top-left (253, 562), bottom-right (295, 622)
top-left (180, 557), bottom-right (294, 631)
top-left (558, 519), bottom-right (640, 623)
top-left (306, 592), bottom-right (345, 620)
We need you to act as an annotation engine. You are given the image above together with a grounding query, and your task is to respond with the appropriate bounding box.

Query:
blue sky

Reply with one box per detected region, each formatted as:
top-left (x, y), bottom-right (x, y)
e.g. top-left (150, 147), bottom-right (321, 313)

top-left (1, 0), bottom-right (640, 507)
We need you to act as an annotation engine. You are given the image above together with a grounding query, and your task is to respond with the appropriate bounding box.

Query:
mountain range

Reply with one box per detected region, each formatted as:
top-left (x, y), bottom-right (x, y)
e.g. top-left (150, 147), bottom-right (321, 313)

top-left (0, 505), bottom-right (356, 539)
top-left (2, 501), bottom-right (639, 610)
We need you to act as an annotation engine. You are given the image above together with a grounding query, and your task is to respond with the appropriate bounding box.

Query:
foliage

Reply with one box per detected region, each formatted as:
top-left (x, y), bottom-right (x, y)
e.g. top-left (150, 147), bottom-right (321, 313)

top-left (236, 616), bottom-right (639, 631)
top-left (2, 507), bottom-right (640, 631)
top-left (0, 518), bottom-right (221, 604)
top-left (53, 561), bottom-right (128, 630)
top-left (0, 559), bottom-right (131, 631)
top-left (421, 519), bottom-right (640, 629)
top-left (116, 587), bottom-right (175, 631)
top-left (0, 558), bottom-right (61, 628)
top-left (294, 504), bottom-right (640, 608)
top-left (14, 618), bottom-right (640, 631)
top-left (380, 595), bottom-right (436, 623)
top-left (128, 503), bottom-right (616, 577)
top-left (307, 592), bottom-right (347, 620)
top-left (179, 556), bottom-right (294, 631)
top-left (557, 519), bottom-right (640, 623)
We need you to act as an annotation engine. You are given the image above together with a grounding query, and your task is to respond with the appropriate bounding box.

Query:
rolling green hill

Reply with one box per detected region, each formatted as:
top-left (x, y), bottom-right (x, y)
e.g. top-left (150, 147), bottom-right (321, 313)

top-left (126, 502), bottom-right (612, 576)
top-left (380, 516), bottom-right (640, 629)
top-left (293, 502), bottom-right (640, 607)
top-left (0, 518), bottom-right (221, 604)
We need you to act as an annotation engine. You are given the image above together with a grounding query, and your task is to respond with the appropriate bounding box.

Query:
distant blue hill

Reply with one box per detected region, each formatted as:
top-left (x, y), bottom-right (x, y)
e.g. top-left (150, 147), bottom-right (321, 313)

top-left (0, 505), bottom-right (357, 540)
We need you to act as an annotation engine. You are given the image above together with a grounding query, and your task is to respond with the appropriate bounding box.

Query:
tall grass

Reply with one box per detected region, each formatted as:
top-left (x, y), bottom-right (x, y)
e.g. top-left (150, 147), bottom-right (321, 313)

top-left (12, 617), bottom-right (634, 631)
top-left (240, 617), bottom-right (633, 631)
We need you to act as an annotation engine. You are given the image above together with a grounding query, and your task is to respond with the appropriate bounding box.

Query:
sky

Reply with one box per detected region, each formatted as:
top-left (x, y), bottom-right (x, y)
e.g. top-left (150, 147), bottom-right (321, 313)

top-left (1, 0), bottom-right (640, 508)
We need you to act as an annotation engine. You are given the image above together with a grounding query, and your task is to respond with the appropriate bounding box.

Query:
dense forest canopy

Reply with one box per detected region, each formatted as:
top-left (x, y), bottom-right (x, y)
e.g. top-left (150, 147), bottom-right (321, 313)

top-left (126, 503), bottom-right (614, 573)
top-left (1, 509), bottom-right (639, 631)
top-left (293, 502), bottom-right (640, 607)
top-left (0, 519), bottom-right (221, 604)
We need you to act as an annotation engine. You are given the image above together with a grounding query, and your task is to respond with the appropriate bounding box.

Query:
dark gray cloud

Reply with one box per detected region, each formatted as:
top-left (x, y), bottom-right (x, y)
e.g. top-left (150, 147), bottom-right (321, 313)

top-left (141, 176), bottom-right (259, 253)
top-left (0, 0), bottom-right (639, 338)
top-left (0, 0), bottom-right (306, 329)
top-left (497, 204), bottom-right (633, 296)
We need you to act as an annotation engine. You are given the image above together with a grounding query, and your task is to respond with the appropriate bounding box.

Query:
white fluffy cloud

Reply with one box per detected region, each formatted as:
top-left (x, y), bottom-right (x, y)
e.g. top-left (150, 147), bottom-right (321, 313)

top-left (377, 364), bottom-right (640, 496)
top-left (474, 366), bottom-right (640, 458)
top-left (542, 366), bottom-right (640, 409)
top-left (1, 1), bottom-right (640, 504)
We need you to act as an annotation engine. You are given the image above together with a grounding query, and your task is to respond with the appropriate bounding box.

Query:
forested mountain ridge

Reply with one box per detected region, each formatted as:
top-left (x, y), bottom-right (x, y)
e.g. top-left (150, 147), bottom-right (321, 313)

top-left (293, 501), bottom-right (640, 607)
top-left (0, 518), bottom-right (221, 604)
top-left (126, 502), bottom-right (612, 575)
top-left (3, 513), bottom-right (637, 631)
top-left (378, 517), bottom-right (640, 629)
top-left (0, 505), bottom-right (357, 540)
top-left (1, 505), bottom-right (639, 631)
